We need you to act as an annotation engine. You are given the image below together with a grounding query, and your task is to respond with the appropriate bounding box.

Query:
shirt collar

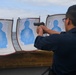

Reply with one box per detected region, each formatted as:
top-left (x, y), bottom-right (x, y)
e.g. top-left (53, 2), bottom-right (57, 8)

top-left (67, 28), bottom-right (76, 33)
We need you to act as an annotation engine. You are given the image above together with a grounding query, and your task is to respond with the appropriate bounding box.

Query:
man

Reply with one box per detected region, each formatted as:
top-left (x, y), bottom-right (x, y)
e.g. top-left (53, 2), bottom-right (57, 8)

top-left (34, 5), bottom-right (76, 75)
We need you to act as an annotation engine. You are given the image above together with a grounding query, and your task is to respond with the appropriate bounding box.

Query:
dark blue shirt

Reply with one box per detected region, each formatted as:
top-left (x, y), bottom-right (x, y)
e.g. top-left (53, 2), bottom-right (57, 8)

top-left (34, 28), bottom-right (76, 75)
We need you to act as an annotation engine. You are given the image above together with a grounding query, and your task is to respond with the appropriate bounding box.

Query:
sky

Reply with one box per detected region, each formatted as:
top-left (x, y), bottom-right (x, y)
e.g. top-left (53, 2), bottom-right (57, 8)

top-left (0, 0), bottom-right (76, 32)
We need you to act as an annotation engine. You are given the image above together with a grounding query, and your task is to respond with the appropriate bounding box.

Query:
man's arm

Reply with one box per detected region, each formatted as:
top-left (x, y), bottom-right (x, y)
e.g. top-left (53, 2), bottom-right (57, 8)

top-left (40, 25), bottom-right (61, 35)
top-left (34, 25), bottom-right (60, 50)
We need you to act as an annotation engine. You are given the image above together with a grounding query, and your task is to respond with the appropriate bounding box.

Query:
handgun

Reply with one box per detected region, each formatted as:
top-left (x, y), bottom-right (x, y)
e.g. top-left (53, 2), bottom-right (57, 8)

top-left (34, 22), bottom-right (45, 26)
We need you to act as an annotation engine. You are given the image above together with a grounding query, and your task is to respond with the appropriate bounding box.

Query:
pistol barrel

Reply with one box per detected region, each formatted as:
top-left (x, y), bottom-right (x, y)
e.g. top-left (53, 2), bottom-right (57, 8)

top-left (34, 22), bottom-right (45, 26)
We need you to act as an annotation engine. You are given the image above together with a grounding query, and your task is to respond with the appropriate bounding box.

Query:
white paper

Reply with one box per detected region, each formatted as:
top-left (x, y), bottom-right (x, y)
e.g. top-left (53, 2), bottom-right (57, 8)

top-left (17, 18), bottom-right (40, 51)
top-left (0, 19), bottom-right (15, 55)
top-left (46, 14), bottom-right (66, 32)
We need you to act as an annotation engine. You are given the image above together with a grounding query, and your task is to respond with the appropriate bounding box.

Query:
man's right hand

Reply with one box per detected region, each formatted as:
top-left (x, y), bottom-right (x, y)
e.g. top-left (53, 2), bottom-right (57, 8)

top-left (36, 26), bottom-right (44, 36)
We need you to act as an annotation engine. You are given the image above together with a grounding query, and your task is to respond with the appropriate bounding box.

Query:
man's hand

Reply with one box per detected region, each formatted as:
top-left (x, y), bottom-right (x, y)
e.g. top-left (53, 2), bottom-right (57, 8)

top-left (40, 25), bottom-right (49, 33)
top-left (36, 25), bottom-right (60, 36)
top-left (37, 26), bottom-right (43, 36)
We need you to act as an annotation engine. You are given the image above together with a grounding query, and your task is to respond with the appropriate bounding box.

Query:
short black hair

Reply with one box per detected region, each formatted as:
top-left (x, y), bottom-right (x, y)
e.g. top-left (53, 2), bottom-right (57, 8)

top-left (66, 5), bottom-right (76, 26)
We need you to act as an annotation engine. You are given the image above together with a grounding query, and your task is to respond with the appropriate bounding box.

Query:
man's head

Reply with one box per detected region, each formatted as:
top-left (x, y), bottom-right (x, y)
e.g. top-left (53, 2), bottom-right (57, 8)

top-left (65, 5), bottom-right (76, 31)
